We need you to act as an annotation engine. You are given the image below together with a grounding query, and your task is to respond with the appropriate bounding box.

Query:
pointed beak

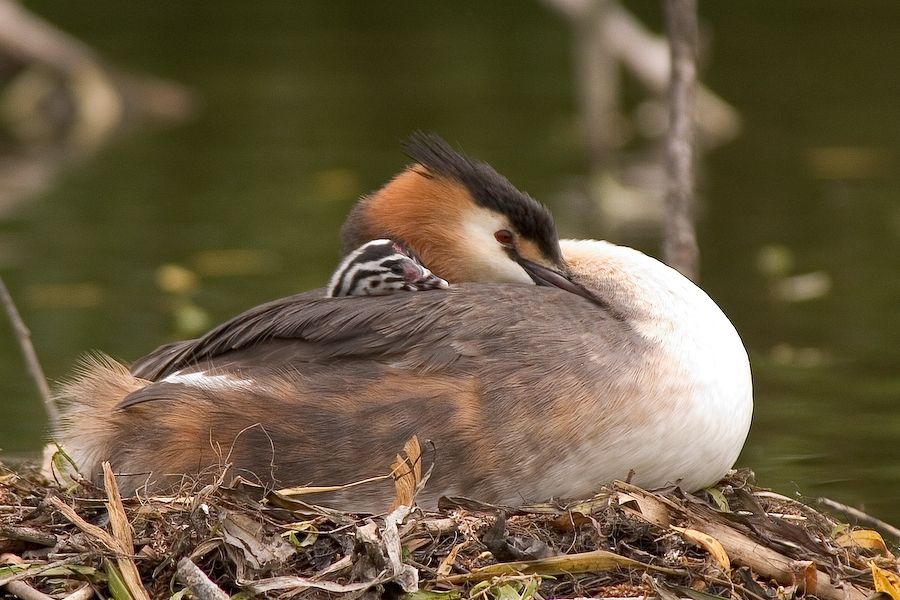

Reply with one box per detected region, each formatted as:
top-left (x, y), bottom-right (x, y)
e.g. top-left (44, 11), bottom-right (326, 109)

top-left (516, 257), bottom-right (607, 308)
top-left (404, 262), bottom-right (449, 291)
top-left (415, 273), bottom-right (450, 291)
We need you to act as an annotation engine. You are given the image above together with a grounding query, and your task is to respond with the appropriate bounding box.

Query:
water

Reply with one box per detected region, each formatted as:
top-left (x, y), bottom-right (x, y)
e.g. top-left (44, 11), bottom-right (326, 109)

top-left (2, 1), bottom-right (899, 523)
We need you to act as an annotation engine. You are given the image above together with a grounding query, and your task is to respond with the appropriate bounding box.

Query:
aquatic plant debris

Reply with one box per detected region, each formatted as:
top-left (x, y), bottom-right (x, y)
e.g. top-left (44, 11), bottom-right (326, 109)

top-left (1, 459), bottom-right (899, 600)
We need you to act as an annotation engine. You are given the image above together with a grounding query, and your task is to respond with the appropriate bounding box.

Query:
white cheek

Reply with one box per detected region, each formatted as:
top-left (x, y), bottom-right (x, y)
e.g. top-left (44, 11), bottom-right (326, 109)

top-left (462, 209), bottom-right (534, 285)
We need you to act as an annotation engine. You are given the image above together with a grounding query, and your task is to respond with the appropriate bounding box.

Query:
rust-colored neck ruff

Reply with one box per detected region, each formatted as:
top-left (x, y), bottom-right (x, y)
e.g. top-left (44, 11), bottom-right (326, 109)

top-left (343, 166), bottom-right (480, 282)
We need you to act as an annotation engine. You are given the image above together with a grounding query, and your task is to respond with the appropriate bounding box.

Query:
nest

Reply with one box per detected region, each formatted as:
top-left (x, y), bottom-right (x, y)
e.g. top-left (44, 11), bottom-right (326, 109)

top-left (2, 450), bottom-right (899, 600)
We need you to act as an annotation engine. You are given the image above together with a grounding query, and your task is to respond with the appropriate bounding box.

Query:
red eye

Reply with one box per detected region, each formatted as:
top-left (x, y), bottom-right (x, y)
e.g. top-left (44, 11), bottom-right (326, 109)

top-left (494, 229), bottom-right (514, 247)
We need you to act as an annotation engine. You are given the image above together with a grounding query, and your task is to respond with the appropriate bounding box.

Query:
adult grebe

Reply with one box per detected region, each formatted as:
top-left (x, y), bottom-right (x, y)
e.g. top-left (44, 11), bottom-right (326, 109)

top-left (56, 135), bottom-right (752, 511)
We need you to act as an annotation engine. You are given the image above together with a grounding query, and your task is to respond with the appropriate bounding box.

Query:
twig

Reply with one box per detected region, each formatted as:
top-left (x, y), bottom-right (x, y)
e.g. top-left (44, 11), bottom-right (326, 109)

top-left (1, 553), bottom-right (55, 600)
top-left (241, 575), bottom-right (384, 596)
top-left (176, 558), bottom-right (230, 600)
top-left (816, 497), bottom-right (900, 540)
top-left (0, 525), bottom-right (58, 547)
top-left (0, 275), bottom-right (58, 430)
top-left (61, 583), bottom-right (94, 600)
top-left (663, 0), bottom-right (700, 281)
top-left (4, 579), bottom-right (55, 600)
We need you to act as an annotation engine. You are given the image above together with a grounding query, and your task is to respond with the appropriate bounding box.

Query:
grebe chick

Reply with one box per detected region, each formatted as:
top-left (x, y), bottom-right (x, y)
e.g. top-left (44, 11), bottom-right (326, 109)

top-left (326, 239), bottom-right (448, 297)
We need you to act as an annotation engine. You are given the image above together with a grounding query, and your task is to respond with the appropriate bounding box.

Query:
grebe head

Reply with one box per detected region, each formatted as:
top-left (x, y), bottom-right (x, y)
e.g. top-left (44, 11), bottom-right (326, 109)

top-left (326, 239), bottom-right (449, 297)
top-left (342, 133), bottom-right (572, 288)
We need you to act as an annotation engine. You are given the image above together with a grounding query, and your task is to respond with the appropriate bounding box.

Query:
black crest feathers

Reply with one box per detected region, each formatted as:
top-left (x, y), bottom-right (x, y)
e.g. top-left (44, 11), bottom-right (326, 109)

top-left (403, 133), bottom-right (562, 264)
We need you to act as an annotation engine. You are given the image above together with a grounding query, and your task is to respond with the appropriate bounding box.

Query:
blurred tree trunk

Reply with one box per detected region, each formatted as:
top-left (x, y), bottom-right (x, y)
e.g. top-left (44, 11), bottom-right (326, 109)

top-left (663, 0), bottom-right (699, 281)
top-left (539, 0), bottom-right (739, 244)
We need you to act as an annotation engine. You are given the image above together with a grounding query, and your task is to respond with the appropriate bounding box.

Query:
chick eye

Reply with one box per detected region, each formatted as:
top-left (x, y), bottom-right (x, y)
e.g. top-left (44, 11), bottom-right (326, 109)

top-left (494, 229), bottom-right (514, 247)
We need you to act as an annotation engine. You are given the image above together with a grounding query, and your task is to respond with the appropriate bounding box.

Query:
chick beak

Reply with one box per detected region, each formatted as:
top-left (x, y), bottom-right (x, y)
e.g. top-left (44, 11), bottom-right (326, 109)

top-left (516, 257), bottom-right (606, 307)
top-left (416, 273), bottom-right (450, 291)
top-left (406, 262), bottom-right (450, 291)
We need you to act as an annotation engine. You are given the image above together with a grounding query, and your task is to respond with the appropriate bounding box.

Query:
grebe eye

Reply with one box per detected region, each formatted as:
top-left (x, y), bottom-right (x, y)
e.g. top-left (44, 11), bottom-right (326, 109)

top-left (494, 229), bottom-right (514, 247)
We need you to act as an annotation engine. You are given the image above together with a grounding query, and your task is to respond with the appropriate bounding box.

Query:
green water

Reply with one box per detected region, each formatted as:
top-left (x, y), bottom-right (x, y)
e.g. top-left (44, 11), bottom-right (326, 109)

top-left (2, 1), bottom-right (900, 523)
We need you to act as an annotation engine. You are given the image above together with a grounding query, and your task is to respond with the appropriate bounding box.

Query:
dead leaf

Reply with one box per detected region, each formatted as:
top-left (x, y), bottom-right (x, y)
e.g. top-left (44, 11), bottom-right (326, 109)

top-left (550, 511), bottom-right (596, 532)
top-left (437, 541), bottom-right (466, 577)
top-left (242, 574), bottom-right (388, 595)
top-left (837, 530), bottom-right (894, 558)
top-left (671, 526), bottom-right (730, 570)
top-left (220, 511), bottom-right (295, 570)
top-left (404, 590), bottom-right (461, 600)
top-left (616, 484), bottom-right (673, 527)
top-left (483, 513), bottom-right (557, 561)
top-left (870, 562), bottom-right (900, 600)
top-left (47, 465), bottom-right (151, 600)
top-left (383, 505), bottom-right (418, 592)
top-left (391, 435), bottom-right (422, 511)
top-left (673, 585), bottom-right (734, 600)
top-left (352, 521), bottom-right (384, 581)
top-left (789, 560), bottom-right (817, 596)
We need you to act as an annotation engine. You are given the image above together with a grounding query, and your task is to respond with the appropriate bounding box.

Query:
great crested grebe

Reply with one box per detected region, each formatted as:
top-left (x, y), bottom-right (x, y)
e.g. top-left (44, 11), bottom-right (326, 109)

top-left (326, 239), bottom-right (448, 297)
top-left (56, 135), bottom-right (752, 511)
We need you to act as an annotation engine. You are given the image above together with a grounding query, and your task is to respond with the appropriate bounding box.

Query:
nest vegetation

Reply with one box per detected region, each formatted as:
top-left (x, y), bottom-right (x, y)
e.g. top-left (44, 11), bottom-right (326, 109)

top-left (2, 437), bottom-right (899, 600)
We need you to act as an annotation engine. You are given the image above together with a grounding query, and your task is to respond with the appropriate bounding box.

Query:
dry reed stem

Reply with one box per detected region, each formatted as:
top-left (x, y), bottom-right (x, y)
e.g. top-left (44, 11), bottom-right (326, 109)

top-left (101, 462), bottom-right (150, 600)
top-left (275, 473), bottom-right (392, 497)
top-left (45, 466), bottom-right (151, 600)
